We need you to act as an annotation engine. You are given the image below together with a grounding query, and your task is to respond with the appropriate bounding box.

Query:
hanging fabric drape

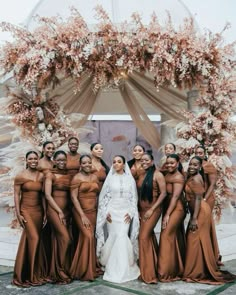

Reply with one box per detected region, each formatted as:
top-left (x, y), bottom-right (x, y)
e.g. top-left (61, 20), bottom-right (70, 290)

top-left (127, 73), bottom-right (186, 120)
top-left (134, 71), bottom-right (187, 103)
top-left (55, 74), bottom-right (99, 126)
top-left (119, 82), bottom-right (160, 149)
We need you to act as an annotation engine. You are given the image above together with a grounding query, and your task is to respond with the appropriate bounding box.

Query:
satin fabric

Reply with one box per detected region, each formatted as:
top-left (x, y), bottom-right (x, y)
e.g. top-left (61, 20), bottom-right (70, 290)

top-left (158, 171), bottom-right (186, 282)
top-left (46, 170), bottom-right (72, 284)
top-left (183, 177), bottom-right (236, 284)
top-left (137, 174), bottom-right (161, 283)
top-left (12, 175), bottom-right (47, 287)
top-left (66, 153), bottom-right (80, 176)
top-left (70, 179), bottom-right (99, 281)
top-left (202, 160), bottom-right (221, 263)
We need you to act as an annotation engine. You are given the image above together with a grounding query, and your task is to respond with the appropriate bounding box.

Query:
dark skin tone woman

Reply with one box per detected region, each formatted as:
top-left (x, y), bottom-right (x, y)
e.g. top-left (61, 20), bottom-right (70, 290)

top-left (158, 154), bottom-right (186, 281)
top-left (137, 152), bottom-right (166, 283)
top-left (90, 143), bottom-right (109, 189)
top-left (127, 144), bottom-right (145, 180)
top-left (44, 150), bottom-right (72, 284)
top-left (38, 141), bottom-right (55, 172)
top-left (66, 137), bottom-right (80, 176)
top-left (70, 155), bottom-right (100, 281)
top-left (195, 146), bottom-right (222, 266)
top-left (183, 157), bottom-right (236, 284)
top-left (13, 151), bottom-right (47, 287)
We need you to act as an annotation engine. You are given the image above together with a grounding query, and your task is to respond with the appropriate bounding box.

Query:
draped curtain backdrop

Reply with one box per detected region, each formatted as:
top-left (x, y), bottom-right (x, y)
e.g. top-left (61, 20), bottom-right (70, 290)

top-left (2, 72), bottom-right (187, 149)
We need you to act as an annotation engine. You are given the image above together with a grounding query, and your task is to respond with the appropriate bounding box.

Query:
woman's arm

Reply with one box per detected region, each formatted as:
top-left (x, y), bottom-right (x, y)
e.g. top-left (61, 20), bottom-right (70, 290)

top-left (143, 171), bottom-right (166, 221)
top-left (162, 180), bottom-right (184, 229)
top-left (189, 193), bottom-right (202, 232)
top-left (204, 173), bottom-right (217, 201)
top-left (189, 176), bottom-right (204, 232)
top-left (70, 179), bottom-right (91, 229)
top-left (44, 175), bottom-right (66, 225)
top-left (42, 194), bottom-right (47, 228)
top-left (14, 182), bottom-right (27, 228)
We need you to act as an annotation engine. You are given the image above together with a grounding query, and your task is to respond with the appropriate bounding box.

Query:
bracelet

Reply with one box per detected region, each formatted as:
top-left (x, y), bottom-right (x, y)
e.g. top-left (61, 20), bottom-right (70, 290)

top-left (203, 198), bottom-right (206, 201)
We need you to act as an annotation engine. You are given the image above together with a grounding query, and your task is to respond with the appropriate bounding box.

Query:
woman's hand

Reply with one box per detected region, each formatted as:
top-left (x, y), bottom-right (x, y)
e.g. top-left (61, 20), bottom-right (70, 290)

top-left (161, 214), bottom-right (170, 229)
top-left (17, 214), bottom-right (27, 228)
top-left (81, 214), bottom-right (91, 229)
top-left (143, 208), bottom-right (154, 222)
top-left (106, 213), bottom-right (112, 223)
top-left (189, 217), bottom-right (198, 232)
top-left (124, 213), bottom-right (131, 224)
top-left (58, 211), bottom-right (66, 225)
top-left (42, 215), bottom-right (47, 228)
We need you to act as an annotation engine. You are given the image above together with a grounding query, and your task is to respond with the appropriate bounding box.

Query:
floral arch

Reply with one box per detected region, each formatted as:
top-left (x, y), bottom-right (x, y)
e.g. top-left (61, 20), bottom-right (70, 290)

top-left (0, 6), bottom-right (236, 220)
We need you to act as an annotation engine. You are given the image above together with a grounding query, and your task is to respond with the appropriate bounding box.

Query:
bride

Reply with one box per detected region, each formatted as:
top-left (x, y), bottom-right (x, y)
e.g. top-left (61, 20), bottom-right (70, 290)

top-left (96, 155), bottom-right (140, 283)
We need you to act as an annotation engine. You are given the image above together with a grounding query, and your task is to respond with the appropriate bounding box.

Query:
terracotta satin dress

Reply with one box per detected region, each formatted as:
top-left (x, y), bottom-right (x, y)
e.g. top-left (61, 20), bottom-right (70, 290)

top-left (13, 175), bottom-right (47, 287)
top-left (46, 170), bottom-right (72, 284)
top-left (137, 173), bottom-right (162, 283)
top-left (158, 171), bottom-right (186, 281)
top-left (37, 165), bottom-right (53, 278)
top-left (66, 153), bottom-right (80, 177)
top-left (91, 166), bottom-right (107, 190)
top-left (66, 153), bottom-right (80, 248)
top-left (70, 179), bottom-right (100, 281)
top-left (183, 177), bottom-right (236, 284)
top-left (130, 162), bottom-right (145, 181)
top-left (202, 160), bottom-right (221, 263)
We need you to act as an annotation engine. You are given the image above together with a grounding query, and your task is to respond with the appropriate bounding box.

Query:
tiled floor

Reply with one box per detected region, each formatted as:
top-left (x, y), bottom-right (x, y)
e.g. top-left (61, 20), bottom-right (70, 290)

top-left (0, 260), bottom-right (236, 295)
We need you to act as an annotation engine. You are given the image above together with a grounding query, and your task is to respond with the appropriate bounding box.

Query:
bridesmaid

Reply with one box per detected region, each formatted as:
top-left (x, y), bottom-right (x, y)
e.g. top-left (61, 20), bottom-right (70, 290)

top-left (90, 143), bottom-right (109, 188)
top-left (38, 141), bottom-right (55, 172)
top-left (137, 152), bottom-right (166, 283)
top-left (37, 141), bottom-right (55, 274)
top-left (127, 144), bottom-right (145, 180)
top-left (13, 151), bottom-right (46, 287)
top-left (183, 156), bottom-right (236, 284)
top-left (195, 145), bottom-right (222, 266)
top-left (44, 150), bottom-right (72, 284)
top-left (70, 155), bottom-right (100, 281)
top-left (66, 137), bottom-right (80, 177)
top-left (160, 143), bottom-right (183, 175)
top-left (158, 154), bottom-right (186, 281)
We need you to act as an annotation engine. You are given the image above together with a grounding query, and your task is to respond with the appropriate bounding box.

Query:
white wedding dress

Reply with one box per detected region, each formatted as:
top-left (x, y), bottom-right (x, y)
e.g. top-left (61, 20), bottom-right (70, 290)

top-left (96, 165), bottom-right (140, 283)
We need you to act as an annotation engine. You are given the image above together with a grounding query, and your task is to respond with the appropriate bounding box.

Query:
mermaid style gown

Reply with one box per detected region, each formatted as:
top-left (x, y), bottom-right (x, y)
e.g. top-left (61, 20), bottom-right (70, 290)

top-left (45, 169), bottom-right (72, 284)
top-left (13, 174), bottom-right (47, 287)
top-left (183, 177), bottom-right (236, 284)
top-left (96, 172), bottom-right (140, 283)
top-left (158, 171), bottom-right (186, 281)
top-left (70, 178), bottom-right (100, 281)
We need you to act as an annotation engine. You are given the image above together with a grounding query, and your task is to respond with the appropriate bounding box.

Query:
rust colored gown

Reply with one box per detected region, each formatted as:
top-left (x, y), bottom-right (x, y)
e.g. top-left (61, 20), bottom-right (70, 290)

top-left (202, 160), bottom-right (221, 263)
top-left (46, 169), bottom-right (72, 284)
top-left (136, 172), bottom-right (162, 283)
top-left (91, 166), bottom-right (107, 190)
top-left (12, 174), bottom-right (47, 287)
top-left (66, 152), bottom-right (80, 248)
top-left (66, 153), bottom-right (80, 177)
top-left (183, 176), bottom-right (236, 284)
top-left (129, 162), bottom-right (145, 181)
top-left (37, 165), bottom-right (53, 278)
top-left (158, 171), bottom-right (186, 281)
top-left (70, 178), bottom-right (100, 281)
